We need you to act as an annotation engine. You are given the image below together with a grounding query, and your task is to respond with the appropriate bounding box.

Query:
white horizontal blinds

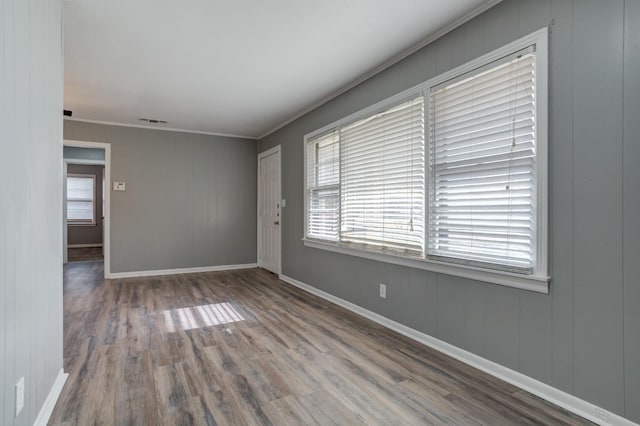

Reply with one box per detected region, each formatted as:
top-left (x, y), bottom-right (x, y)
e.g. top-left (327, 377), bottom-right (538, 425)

top-left (340, 96), bottom-right (425, 255)
top-left (306, 130), bottom-right (340, 240)
top-left (67, 175), bottom-right (95, 222)
top-left (428, 49), bottom-right (537, 272)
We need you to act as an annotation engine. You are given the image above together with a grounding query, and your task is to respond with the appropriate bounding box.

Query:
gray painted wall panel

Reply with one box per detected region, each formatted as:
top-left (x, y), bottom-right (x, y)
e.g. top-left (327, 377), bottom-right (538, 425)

top-left (518, 293), bottom-right (552, 383)
top-left (405, 270), bottom-right (439, 337)
top-left (571, 0), bottom-right (625, 413)
top-left (548, 0), bottom-right (574, 394)
top-left (623, 0), bottom-right (640, 419)
top-left (516, 0), bottom-right (551, 35)
top-left (0, 0), bottom-right (64, 424)
top-left (259, 0), bottom-right (638, 421)
top-left (484, 286), bottom-right (520, 371)
top-left (435, 276), bottom-right (467, 349)
top-left (465, 283), bottom-right (488, 359)
top-left (472, 0), bottom-right (519, 58)
top-left (63, 122), bottom-right (257, 273)
top-left (378, 264), bottom-right (410, 319)
top-left (432, 19), bottom-right (472, 76)
top-left (347, 257), bottom-right (387, 314)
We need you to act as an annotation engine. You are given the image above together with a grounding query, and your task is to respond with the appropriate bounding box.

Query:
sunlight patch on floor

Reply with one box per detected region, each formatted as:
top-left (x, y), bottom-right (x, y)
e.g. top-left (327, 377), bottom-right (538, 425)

top-left (163, 302), bottom-right (244, 332)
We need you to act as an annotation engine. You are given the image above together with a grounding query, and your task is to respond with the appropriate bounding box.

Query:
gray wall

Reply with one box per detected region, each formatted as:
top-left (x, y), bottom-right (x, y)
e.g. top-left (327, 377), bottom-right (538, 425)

top-left (67, 164), bottom-right (104, 246)
top-left (0, 0), bottom-right (64, 425)
top-left (64, 121), bottom-right (257, 273)
top-left (259, 0), bottom-right (639, 421)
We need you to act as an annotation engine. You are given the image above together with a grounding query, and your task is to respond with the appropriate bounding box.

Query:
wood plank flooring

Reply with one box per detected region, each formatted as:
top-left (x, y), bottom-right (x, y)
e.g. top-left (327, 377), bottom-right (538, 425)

top-left (67, 247), bottom-right (103, 262)
top-left (50, 262), bottom-right (592, 425)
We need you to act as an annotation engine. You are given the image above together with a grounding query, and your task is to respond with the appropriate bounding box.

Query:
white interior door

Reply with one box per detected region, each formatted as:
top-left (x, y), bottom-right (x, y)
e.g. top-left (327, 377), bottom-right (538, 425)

top-left (258, 146), bottom-right (281, 274)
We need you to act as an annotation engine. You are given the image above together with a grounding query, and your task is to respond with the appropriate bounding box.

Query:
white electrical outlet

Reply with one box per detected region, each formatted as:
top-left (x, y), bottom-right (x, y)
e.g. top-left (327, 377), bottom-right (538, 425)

top-left (15, 377), bottom-right (24, 417)
top-left (379, 283), bottom-right (387, 299)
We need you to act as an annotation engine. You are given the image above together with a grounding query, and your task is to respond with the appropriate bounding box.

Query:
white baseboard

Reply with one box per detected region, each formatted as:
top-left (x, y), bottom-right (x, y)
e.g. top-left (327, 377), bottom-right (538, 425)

top-left (108, 263), bottom-right (258, 279)
top-left (279, 274), bottom-right (636, 426)
top-left (68, 243), bottom-right (103, 248)
top-left (34, 368), bottom-right (68, 426)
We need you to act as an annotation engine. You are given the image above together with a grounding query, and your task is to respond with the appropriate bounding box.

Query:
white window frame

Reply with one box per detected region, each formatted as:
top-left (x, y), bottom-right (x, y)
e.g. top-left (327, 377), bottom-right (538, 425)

top-left (303, 28), bottom-right (549, 293)
top-left (67, 173), bottom-right (97, 226)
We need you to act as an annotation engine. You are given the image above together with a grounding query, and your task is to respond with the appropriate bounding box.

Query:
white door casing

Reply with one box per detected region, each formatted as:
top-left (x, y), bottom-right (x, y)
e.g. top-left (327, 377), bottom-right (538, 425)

top-left (258, 146), bottom-right (281, 274)
top-left (63, 140), bottom-right (112, 278)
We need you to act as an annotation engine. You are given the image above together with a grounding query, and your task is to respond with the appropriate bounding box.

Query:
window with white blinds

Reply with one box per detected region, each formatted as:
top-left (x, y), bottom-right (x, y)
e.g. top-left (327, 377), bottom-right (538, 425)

top-left (303, 29), bottom-right (547, 287)
top-left (305, 98), bottom-right (424, 254)
top-left (306, 130), bottom-right (340, 240)
top-left (340, 97), bottom-right (425, 255)
top-left (67, 174), bottom-right (95, 224)
top-left (428, 49), bottom-right (537, 273)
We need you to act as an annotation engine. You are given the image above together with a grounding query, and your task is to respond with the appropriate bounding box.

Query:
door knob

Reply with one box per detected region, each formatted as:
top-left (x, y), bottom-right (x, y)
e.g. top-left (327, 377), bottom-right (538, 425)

top-left (274, 221), bottom-right (280, 225)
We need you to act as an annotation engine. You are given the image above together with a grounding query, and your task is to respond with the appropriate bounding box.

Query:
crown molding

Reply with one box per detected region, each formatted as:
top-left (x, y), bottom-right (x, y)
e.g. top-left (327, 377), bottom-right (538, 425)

top-left (64, 117), bottom-right (257, 140)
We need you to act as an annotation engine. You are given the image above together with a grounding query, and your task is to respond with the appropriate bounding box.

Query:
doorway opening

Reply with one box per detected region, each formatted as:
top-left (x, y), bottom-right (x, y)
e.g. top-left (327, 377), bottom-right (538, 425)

top-left (66, 163), bottom-right (104, 262)
top-left (63, 140), bottom-right (112, 278)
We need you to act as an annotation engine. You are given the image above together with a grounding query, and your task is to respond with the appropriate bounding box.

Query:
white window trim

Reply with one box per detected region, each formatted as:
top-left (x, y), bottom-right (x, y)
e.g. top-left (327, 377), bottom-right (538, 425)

top-left (67, 173), bottom-right (97, 226)
top-left (302, 28), bottom-right (549, 294)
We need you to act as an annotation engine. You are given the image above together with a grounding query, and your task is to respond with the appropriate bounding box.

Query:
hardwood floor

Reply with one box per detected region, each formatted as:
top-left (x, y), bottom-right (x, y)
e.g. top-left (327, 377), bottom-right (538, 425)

top-left (51, 262), bottom-right (591, 425)
top-left (67, 247), bottom-right (103, 262)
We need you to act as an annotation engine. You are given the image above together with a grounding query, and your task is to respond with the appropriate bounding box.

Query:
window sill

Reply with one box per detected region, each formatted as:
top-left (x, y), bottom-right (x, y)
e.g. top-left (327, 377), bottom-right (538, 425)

top-left (302, 239), bottom-right (550, 294)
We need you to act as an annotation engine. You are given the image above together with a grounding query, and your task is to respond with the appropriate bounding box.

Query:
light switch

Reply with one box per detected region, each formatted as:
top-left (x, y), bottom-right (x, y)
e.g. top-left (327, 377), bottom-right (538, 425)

top-left (281, 199), bottom-right (286, 207)
top-left (113, 182), bottom-right (126, 191)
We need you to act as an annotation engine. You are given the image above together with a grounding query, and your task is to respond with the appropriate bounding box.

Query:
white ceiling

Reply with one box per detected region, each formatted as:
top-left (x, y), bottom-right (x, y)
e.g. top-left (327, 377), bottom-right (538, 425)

top-left (64, 0), bottom-right (495, 139)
